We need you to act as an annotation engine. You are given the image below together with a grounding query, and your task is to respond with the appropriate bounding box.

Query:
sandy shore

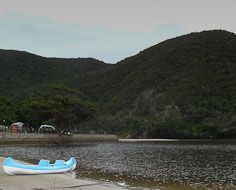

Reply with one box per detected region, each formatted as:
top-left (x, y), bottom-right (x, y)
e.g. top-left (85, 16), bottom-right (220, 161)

top-left (0, 157), bottom-right (129, 190)
top-left (119, 139), bottom-right (179, 142)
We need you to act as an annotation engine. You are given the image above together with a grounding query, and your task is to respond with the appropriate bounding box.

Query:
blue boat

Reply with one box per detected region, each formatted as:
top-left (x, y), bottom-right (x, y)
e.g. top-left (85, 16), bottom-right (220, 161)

top-left (3, 157), bottom-right (76, 175)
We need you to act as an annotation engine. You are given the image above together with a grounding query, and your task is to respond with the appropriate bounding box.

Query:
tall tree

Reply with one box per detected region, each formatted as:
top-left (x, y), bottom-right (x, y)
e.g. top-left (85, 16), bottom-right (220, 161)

top-left (0, 97), bottom-right (16, 125)
top-left (17, 85), bottom-right (97, 131)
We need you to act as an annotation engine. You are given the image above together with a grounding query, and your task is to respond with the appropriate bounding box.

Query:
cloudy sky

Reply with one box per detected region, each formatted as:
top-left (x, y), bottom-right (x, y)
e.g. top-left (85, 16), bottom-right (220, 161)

top-left (0, 0), bottom-right (235, 63)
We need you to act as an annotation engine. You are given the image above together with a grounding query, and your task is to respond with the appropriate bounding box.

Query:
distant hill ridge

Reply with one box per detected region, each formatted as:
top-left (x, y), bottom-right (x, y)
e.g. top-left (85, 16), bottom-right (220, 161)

top-left (0, 30), bottom-right (235, 138)
top-left (0, 49), bottom-right (108, 99)
top-left (74, 30), bottom-right (236, 109)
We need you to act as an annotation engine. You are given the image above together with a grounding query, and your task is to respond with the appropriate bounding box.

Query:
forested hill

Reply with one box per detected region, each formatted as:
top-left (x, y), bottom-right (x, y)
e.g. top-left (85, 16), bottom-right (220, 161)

top-left (0, 30), bottom-right (235, 138)
top-left (0, 49), bottom-right (108, 99)
top-left (75, 30), bottom-right (236, 112)
top-left (73, 30), bottom-right (236, 138)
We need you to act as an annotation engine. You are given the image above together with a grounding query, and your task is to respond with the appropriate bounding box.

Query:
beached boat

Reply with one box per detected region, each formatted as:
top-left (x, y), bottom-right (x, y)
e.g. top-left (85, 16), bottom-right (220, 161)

top-left (3, 157), bottom-right (76, 175)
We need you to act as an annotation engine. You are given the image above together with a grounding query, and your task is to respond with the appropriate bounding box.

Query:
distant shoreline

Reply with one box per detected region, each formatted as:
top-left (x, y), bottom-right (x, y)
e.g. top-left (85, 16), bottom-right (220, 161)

top-left (0, 132), bottom-right (118, 146)
top-left (118, 138), bottom-right (236, 142)
top-left (119, 139), bottom-right (179, 142)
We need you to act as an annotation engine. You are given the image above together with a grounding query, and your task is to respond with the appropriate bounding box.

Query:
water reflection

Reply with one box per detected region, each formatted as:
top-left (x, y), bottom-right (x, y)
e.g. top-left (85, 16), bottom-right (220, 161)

top-left (0, 140), bottom-right (235, 189)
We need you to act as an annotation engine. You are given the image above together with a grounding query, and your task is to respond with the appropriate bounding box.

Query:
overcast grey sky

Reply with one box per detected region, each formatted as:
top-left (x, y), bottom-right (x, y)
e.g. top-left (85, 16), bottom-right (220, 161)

top-left (0, 0), bottom-right (235, 63)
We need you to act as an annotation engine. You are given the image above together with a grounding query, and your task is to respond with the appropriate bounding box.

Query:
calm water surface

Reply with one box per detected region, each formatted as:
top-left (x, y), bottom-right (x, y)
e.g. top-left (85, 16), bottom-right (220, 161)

top-left (0, 140), bottom-right (235, 190)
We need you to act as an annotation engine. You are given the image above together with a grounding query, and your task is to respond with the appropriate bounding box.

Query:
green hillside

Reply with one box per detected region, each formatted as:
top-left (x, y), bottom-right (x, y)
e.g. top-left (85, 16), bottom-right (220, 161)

top-left (0, 30), bottom-right (235, 138)
top-left (0, 50), bottom-right (108, 99)
top-left (73, 30), bottom-right (236, 138)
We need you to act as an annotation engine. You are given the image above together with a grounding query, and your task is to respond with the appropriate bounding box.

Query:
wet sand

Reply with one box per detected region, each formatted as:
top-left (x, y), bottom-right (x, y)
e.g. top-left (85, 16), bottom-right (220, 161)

top-left (0, 157), bottom-right (128, 190)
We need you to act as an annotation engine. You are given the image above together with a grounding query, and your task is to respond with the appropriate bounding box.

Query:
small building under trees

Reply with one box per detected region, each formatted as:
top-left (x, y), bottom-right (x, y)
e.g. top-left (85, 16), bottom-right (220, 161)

top-left (10, 122), bottom-right (24, 133)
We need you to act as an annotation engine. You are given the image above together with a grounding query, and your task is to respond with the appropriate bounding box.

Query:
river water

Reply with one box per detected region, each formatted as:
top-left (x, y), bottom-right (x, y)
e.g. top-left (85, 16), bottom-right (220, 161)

top-left (0, 140), bottom-right (235, 190)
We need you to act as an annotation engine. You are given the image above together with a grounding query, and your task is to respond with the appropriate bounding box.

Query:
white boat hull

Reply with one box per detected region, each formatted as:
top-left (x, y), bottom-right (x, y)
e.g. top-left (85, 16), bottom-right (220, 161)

top-left (3, 157), bottom-right (76, 175)
top-left (3, 164), bottom-right (76, 175)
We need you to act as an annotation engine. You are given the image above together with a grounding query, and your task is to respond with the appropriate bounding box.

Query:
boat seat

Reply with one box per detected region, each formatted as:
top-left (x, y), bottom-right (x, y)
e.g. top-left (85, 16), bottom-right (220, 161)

top-left (54, 160), bottom-right (65, 166)
top-left (38, 159), bottom-right (50, 166)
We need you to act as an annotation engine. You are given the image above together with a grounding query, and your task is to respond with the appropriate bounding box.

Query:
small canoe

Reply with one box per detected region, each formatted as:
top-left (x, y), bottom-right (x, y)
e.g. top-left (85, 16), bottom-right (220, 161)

top-left (3, 157), bottom-right (76, 175)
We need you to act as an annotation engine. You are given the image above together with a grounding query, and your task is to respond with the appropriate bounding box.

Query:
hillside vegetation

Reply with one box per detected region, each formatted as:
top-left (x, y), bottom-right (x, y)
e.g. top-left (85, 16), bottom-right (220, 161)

top-left (0, 30), bottom-right (235, 138)
top-left (0, 50), bottom-right (108, 99)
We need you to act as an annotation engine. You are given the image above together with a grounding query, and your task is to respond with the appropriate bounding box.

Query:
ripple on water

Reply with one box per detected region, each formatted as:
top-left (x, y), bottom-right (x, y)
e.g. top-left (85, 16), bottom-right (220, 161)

top-left (0, 141), bottom-right (235, 189)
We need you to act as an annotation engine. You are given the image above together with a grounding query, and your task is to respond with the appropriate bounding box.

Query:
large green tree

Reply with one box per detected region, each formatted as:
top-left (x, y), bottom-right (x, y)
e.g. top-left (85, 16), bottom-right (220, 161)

top-left (0, 97), bottom-right (16, 125)
top-left (17, 85), bottom-right (97, 130)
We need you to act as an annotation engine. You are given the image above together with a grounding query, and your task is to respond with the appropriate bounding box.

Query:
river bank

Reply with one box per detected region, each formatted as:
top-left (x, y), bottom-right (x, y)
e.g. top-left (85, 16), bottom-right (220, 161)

top-left (0, 132), bottom-right (118, 145)
top-left (0, 157), bottom-right (129, 190)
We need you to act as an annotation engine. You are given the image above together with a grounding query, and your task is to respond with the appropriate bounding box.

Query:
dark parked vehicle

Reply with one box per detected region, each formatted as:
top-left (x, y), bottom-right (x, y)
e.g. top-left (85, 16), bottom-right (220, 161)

top-left (60, 129), bottom-right (72, 136)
